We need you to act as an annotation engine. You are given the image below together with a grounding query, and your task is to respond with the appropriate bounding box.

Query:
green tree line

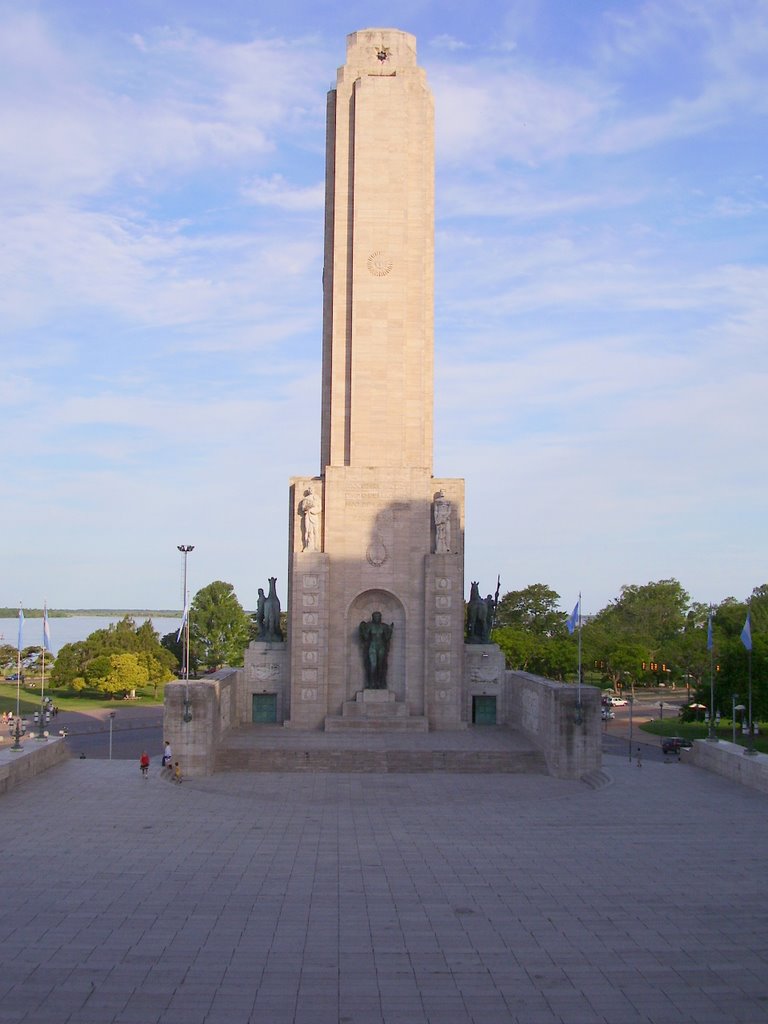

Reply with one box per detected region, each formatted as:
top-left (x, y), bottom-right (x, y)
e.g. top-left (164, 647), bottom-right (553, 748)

top-left (492, 580), bottom-right (767, 717)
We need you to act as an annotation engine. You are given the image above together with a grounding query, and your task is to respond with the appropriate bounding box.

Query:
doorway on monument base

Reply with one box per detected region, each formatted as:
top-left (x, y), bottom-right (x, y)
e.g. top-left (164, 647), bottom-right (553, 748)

top-left (252, 693), bottom-right (278, 724)
top-left (472, 695), bottom-right (497, 725)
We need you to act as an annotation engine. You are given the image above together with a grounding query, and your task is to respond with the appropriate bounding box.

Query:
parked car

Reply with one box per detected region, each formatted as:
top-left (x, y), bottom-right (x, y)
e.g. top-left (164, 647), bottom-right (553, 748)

top-left (609, 696), bottom-right (628, 706)
top-left (661, 736), bottom-right (692, 755)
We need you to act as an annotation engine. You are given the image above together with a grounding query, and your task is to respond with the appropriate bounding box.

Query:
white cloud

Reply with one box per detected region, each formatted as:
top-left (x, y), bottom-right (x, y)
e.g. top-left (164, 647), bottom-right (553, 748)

top-left (429, 33), bottom-right (469, 52)
top-left (242, 175), bottom-right (324, 210)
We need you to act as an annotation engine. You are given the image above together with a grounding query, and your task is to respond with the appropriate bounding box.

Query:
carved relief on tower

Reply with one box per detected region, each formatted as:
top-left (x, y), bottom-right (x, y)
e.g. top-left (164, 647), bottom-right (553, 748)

top-left (367, 251), bottom-right (393, 277)
top-left (366, 533), bottom-right (388, 566)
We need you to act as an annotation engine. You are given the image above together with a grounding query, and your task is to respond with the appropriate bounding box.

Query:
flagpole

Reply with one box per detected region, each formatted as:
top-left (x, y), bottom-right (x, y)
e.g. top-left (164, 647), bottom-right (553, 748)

top-left (741, 606), bottom-right (756, 757)
top-left (16, 605), bottom-right (23, 719)
top-left (37, 603), bottom-right (49, 741)
top-left (577, 591), bottom-right (582, 710)
top-left (707, 605), bottom-right (716, 742)
top-left (746, 645), bottom-right (754, 755)
top-left (11, 605), bottom-right (24, 750)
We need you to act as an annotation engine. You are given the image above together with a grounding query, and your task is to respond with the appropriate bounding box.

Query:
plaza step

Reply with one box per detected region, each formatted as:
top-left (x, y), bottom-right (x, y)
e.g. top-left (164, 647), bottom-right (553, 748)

top-left (214, 745), bottom-right (546, 774)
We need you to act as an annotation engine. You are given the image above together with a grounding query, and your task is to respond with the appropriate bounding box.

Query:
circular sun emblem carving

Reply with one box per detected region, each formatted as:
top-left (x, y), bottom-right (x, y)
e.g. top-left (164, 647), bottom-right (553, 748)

top-left (367, 251), bottom-right (393, 277)
top-left (366, 536), bottom-right (388, 566)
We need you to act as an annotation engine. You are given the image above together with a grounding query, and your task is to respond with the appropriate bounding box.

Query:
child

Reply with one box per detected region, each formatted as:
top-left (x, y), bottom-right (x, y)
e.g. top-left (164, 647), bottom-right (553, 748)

top-left (140, 751), bottom-right (150, 778)
top-left (173, 761), bottom-right (182, 784)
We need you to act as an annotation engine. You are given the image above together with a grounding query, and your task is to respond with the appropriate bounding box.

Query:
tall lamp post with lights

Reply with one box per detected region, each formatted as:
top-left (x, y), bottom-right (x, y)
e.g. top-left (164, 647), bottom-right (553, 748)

top-left (177, 545), bottom-right (194, 721)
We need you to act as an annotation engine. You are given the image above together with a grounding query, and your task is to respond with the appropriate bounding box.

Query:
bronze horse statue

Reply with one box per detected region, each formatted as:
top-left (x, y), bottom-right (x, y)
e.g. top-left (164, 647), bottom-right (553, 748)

top-left (262, 577), bottom-right (283, 642)
top-left (466, 581), bottom-right (488, 644)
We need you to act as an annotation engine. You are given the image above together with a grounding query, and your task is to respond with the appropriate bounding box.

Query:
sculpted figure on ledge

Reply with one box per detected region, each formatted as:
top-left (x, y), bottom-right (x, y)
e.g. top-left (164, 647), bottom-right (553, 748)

top-left (298, 486), bottom-right (321, 552)
top-left (359, 611), bottom-right (394, 689)
top-left (433, 490), bottom-right (451, 554)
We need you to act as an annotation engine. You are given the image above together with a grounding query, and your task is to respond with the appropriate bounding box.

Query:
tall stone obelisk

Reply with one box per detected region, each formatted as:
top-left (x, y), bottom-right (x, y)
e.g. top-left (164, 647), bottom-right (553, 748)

top-left (288, 29), bottom-right (465, 730)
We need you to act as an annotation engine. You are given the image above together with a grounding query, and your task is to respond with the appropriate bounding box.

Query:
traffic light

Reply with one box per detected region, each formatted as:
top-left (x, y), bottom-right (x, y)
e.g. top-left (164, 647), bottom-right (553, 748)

top-left (642, 661), bottom-right (647, 671)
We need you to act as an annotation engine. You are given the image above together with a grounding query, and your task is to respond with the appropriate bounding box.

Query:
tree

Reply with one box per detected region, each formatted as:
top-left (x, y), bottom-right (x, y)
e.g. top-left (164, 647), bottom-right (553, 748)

top-left (99, 653), bottom-right (149, 697)
top-left (189, 581), bottom-right (250, 672)
top-left (49, 616), bottom-right (175, 693)
top-left (495, 584), bottom-right (564, 635)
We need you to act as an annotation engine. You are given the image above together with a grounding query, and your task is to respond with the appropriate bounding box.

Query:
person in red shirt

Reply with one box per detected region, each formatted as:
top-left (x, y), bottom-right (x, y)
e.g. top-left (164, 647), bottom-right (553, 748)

top-left (139, 751), bottom-right (150, 778)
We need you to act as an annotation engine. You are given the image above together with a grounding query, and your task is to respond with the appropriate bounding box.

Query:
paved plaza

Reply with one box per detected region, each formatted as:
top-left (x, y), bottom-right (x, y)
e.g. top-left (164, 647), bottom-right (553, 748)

top-left (1, 753), bottom-right (767, 1024)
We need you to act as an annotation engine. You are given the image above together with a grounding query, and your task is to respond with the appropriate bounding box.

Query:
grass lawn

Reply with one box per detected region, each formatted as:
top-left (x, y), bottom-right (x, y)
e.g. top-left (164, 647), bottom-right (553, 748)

top-left (0, 681), bottom-right (165, 714)
top-left (640, 718), bottom-right (768, 754)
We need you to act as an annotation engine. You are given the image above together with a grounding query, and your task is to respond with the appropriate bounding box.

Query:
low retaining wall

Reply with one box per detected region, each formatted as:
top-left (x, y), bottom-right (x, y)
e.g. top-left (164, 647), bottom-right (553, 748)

top-left (690, 738), bottom-right (768, 793)
top-left (163, 670), bottom-right (240, 777)
top-left (505, 671), bottom-right (601, 780)
top-left (0, 736), bottom-right (69, 796)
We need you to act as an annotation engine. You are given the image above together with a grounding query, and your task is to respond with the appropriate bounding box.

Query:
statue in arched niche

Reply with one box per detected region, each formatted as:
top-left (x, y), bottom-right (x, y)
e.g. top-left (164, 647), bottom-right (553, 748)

top-left (359, 611), bottom-right (394, 689)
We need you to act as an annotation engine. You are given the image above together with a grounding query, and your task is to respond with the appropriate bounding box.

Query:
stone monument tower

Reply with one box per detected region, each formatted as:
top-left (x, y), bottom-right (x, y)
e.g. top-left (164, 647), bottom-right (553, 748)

top-left (287, 29), bottom-right (465, 730)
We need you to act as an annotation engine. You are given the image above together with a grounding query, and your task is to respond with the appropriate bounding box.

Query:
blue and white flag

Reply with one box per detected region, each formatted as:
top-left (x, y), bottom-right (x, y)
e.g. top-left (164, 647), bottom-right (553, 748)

top-left (176, 601), bottom-right (189, 643)
top-left (706, 611), bottom-right (713, 651)
top-left (566, 599), bottom-right (580, 636)
top-left (43, 603), bottom-right (52, 653)
top-left (740, 612), bottom-right (752, 652)
top-left (17, 607), bottom-right (24, 650)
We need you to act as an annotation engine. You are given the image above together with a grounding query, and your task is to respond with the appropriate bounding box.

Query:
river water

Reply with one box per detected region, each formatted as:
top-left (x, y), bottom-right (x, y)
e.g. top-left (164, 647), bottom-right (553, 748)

top-left (0, 615), bottom-right (183, 656)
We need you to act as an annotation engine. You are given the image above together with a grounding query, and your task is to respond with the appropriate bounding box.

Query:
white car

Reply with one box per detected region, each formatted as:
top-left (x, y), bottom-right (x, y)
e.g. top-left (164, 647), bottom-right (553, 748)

top-left (609, 696), bottom-right (628, 706)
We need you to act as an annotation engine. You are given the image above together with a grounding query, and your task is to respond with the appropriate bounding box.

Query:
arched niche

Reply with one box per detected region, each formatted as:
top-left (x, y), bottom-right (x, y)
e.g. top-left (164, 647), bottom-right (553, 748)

top-left (346, 589), bottom-right (406, 702)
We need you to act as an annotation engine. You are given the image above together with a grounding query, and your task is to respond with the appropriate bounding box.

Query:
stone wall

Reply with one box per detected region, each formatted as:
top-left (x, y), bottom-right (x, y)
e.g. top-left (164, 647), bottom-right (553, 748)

top-left (690, 738), bottom-right (768, 793)
top-left (163, 671), bottom-right (239, 778)
top-left (0, 736), bottom-right (69, 796)
top-left (505, 671), bottom-right (601, 780)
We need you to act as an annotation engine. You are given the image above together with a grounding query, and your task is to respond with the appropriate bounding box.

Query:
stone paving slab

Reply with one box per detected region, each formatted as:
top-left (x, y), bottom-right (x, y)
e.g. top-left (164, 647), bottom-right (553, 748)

top-left (1, 756), bottom-right (767, 1023)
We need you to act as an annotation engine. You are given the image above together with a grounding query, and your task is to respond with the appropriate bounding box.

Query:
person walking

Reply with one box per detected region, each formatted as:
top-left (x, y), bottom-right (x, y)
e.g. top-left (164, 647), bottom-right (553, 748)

top-left (140, 751), bottom-right (150, 778)
top-left (162, 740), bottom-right (172, 770)
top-left (636, 746), bottom-right (642, 768)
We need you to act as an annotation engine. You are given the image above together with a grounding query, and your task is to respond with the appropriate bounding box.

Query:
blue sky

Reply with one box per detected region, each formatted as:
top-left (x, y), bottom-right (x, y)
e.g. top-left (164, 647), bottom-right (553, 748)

top-left (3, 0), bottom-right (767, 614)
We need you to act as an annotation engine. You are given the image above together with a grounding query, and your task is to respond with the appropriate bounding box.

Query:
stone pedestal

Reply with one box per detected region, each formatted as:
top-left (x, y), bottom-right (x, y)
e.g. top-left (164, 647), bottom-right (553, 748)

top-left (242, 641), bottom-right (289, 724)
top-left (325, 687), bottom-right (429, 732)
top-left (464, 644), bottom-right (507, 724)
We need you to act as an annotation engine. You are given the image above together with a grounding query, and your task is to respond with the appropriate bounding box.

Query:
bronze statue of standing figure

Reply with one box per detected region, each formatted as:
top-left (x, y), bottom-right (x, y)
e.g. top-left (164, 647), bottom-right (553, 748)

top-left (359, 611), bottom-right (394, 689)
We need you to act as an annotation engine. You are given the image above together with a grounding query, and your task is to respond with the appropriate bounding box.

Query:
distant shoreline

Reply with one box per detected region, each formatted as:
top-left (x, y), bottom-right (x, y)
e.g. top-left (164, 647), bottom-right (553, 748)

top-left (0, 609), bottom-right (181, 618)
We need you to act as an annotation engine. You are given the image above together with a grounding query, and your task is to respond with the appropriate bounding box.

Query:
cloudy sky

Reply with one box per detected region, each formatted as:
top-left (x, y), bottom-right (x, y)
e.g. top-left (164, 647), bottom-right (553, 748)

top-left (3, 0), bottom-right (766, 614)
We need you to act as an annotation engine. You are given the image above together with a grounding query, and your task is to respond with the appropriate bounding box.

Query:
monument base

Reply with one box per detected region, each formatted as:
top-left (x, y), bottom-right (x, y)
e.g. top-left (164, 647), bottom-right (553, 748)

top-left (324, 688), bottom-right (429, 732)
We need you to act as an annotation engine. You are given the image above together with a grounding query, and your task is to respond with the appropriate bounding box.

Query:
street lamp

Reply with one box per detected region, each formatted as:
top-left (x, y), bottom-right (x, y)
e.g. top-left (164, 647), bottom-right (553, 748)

top-left (177, 544), bottom-right (194, 681)
top-left (177, 544), bottom-right (194, 722)
top-left (628, 695), bottom-right (634, 763)
top-left (108, 711), bottom-right (116, 760)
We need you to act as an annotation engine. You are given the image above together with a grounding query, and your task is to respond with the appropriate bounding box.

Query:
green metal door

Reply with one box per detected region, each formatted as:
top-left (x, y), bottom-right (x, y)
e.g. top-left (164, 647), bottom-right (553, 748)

top-left (252, 693), bottom-right (277, 724)
top-left (472, 695), bottom-right (497, 725)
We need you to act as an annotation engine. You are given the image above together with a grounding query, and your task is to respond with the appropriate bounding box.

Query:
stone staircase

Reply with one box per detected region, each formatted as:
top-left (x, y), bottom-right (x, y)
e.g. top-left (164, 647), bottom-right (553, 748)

top-left (214, 727), bottom-right (548, 774)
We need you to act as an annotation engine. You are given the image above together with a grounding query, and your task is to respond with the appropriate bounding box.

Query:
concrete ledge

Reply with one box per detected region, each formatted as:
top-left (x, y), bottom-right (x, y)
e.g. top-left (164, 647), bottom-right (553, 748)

top-left (690, 738), bottom-right (768, 793)
top-left (505, 671), bottom-right (602, 780)
top-left (0, 736), bottom-right (69, 796)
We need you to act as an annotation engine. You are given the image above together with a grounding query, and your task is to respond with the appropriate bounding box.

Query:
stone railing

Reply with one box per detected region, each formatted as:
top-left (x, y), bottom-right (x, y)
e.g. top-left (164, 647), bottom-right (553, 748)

top-left (505, 671), bottom-right (602, 780)
top-left (690, 738), bottom-right (768, 793)
top-left (163, 669), bottom-right (240, 777)
top-left (0, 735), bottom-right (69, 796)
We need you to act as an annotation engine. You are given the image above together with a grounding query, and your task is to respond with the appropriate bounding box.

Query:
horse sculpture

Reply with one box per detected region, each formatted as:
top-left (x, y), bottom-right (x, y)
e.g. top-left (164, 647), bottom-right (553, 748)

top-left (262, 577), bottom-right (283, 643)
top-left (466, 581), bottom-right (488, 644)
